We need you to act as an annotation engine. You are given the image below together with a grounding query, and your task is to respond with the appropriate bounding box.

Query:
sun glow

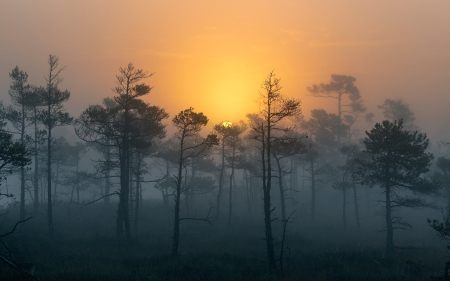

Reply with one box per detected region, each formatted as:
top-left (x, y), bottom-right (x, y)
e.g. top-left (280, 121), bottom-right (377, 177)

top-left (222, 121), bottom-right (232, 128)
top-left (197, 62), bottom-right (261, 125)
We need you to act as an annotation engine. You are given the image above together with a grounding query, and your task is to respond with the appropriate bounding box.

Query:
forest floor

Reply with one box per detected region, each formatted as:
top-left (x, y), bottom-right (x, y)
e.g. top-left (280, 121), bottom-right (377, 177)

top-left (0, 200), bottom-right (447, 280)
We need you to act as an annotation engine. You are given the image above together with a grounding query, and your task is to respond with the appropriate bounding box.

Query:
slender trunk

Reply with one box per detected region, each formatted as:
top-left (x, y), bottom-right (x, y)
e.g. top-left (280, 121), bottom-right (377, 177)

top-left (117, 141), bottom-right (131, 241)
top-left (162, 190), bottom-right (169, 209)
top-left (47, 104), bottom-right (53, 236)
top-left (310, 156), bottom-right (316, 222)
top-left (227, 147), bottom-right (235, 226)
top-left (245, 169), bottom-right (250, 213)
top-left (54, 161), bottom-right (60, 202)
top-left (124, 146), bottom-right (131, 241)
top-left (133, 178), bottom-right (140, 236)
top-left (385, 152), bottom-right (394, 257)
top-left (337, 91), bottom-right (342, 144)
top-left (69, 179), bottom-right (75, 217)
top-left (172, 132), bottom-right (185, 258)
top-left (289, 157), bottom-right (296, 198)
top-left (41, 177), bottom-right (45, 204)
top-left (129, 169), bottom-right (134, 219)
top-left (264, 120), bottom-right (276, 269)
top-left (342, 178), bottom-right (347, 230)
top-left (302, 165), bottom-right (305, 193)
top-left (116, 186), bottom-right (124, 239)
top-left (20, 103), bottom-right (25, 220)
top-left (184, 167), bottom-right (190, 217)
top-left (133, 152), bottom-right (141, 236)
top-left (352, 177), bottom-right (360, 228)
top-left (276, 157), bottom-right (286, 222)
top-left (163, 160), bottom-right (170, 209)
top-left (216, 139), bottom-right (225, 217)
top-left (117, 85), bottom-right (131, 241)
top-left (33, 107), bottom-right (39, 214)
top-left (104, 146), bottom-right (111, 205)
top-left (76, 158), bottom-right (79, 203)
top-left (188, 164), bottom-right (197, 216)
top-left (385, 184), bottom-right (394, 257)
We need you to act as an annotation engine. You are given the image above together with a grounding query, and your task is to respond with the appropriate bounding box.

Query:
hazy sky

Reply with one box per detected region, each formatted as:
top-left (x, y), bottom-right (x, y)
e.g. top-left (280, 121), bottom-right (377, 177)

top-left (1, 0), bottom-right (449, 142)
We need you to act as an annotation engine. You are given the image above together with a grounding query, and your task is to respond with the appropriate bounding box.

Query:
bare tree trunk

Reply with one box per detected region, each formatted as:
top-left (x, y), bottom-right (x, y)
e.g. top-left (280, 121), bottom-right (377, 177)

top-left (20, 166), bottom-right (25, 220)
top-left (33, 108), bottom-right (39, 214)
top-left (352, 178), bottom-right (360, 228)
top-left (216, 139), bottom-right (225, 217)
top-left (124, 147), bottom-right (131, 241)
top-left (47, 103), bottom-right (53, 237)
top-left (227, 148), bottom-right (235, 226)
top-left (133, 179), bottom-right (140, 236)
top-left (337, 91), bottom-right (342, 144)
top-left (342, 178), bottom-right (347, 230)
top-left (262, 122), bottom-right (276, 270)
top-left (104, 146), bottom-right (111, 205)
top-left (385, 184), bottom-right (394, 257)
top-left (276, 157), bottom-right (286, 222)
top-left (18, 103), bottom-right (26, 221)
top-left (76, 159), bottom-right (79, 203)
top-left (245, 169), bottom-right (250, 213)
top-left (54, 161), bottom-right (60, 203)
top-left (133, 152), bottom-right (141, 236)
top-left (172, 133), bottom-right (185, 258)
top-left (117, 142), bottom-right (131, 241)
top-left (184, 167), bottom-right (190, 217)
top-left (310, 157), bottom-right (316, 223)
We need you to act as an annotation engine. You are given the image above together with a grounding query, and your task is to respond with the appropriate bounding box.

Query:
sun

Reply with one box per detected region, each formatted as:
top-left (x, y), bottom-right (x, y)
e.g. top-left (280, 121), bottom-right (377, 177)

top-left (222, 121), bottom-right (232, 128)
top-left (199, 64), bottom-right (260, 124)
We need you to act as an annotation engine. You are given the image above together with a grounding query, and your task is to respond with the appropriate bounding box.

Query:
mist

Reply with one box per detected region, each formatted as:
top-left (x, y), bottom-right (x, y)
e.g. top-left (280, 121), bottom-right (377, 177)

top-left (1, 1), bottom-right (450, 280)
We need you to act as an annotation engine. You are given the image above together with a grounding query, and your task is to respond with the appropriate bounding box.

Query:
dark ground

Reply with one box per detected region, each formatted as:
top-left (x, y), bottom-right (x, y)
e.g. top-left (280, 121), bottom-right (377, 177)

top-left (0, 199), bottom-right (447, 280)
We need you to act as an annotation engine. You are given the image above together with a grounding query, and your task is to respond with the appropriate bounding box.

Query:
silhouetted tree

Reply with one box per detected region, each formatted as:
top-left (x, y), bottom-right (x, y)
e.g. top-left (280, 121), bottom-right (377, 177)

top-left (222, 121), bottom-right (247, 225)
top-left (247, 71), bottom-right (301, 269)
top-left (302, 141), bottom-right (334, 222)
top-left (213, 121), bottom-right (232, 218)
top-left (307, 74), bottom-right (371, 143)
top-left (271, 131), bottom-right (306, 221)
top-left (130, 145), bottom-right (152, 236)
top-left (357, 119), bottom-right (435, 257)
top-left (154, 138), bottom-right (178, 208)
top-left (301, 109), bottom-right (348, 153)
top-left (25, 86), bottom-right (45, 214)
top-left (171, 107), bottom-right (218, 258)
top-left (69, 142), bottom-right (88, 203)
top-left (5, 66), bottom-right (32, 220)
top-left (48, 136), bottom-right (73, 202)
top-left (75, 63), bottom-right (168, 241)
top-left (377, 99), bottom-right (417, 131)
top-left (40, 55), bottom-right (72, 236)
top-left (335, 144), bottom-right (365, 229)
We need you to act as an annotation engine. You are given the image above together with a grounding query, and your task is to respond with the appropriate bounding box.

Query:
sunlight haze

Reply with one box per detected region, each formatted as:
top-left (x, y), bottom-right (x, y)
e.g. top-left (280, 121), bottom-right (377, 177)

top-left (1, 0), bottom-right (449, 137)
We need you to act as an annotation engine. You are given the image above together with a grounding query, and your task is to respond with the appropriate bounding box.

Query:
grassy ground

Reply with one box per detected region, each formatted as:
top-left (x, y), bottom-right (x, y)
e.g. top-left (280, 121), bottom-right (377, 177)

top-left (0, 200), bottom-right (447, 280)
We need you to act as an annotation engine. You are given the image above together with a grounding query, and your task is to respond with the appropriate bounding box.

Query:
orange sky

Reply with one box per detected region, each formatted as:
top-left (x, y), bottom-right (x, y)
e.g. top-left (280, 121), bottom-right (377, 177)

top-left (1, 0), bottom-right (450, 141)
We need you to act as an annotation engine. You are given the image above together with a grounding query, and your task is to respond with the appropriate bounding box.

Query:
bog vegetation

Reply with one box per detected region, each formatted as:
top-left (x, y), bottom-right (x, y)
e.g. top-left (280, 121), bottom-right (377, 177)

top-left (0, 56), bottom-right (449, 280)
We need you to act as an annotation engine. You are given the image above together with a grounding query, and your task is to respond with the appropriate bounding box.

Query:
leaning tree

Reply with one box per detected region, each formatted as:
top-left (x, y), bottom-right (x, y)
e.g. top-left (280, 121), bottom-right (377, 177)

top-left (357, 119), bottom-right (436, 257)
